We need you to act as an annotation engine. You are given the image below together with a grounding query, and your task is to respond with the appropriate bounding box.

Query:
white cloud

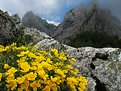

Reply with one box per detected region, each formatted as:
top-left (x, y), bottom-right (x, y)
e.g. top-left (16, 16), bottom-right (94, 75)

top-left (0, 0), bottom-right (62, 17)
top-left (42, 17), bottom-right (60, 26)
top-left (46, 20), bottom-right (60, 26)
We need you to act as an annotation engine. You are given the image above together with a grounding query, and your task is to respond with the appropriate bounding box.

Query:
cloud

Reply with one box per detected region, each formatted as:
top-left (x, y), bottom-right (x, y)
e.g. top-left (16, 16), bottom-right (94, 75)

top-left (97, 0), bottom-right (121, 20)
top-left (0, 0), bottom-right (61, 16)
top-left (46, 20), bottom-right (60, 26)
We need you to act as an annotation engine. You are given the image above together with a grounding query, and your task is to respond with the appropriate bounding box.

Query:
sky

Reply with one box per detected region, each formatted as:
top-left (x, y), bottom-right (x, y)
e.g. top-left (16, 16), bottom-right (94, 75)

top-left (0, 0), bottom-right (121, 25)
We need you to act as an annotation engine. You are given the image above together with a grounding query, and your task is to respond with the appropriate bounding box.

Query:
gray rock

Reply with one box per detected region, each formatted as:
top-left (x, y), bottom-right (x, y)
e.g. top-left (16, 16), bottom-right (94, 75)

top-left (66, 47), bottom-right (121, 91)
top-left (0, 9), bottom-right (18, 45)
top-left (12, 14), bottom-right (21, 28)
top-left (33, 31), bottom-right (121, 91)
top-left (24, 28), bottom-right (51, 44)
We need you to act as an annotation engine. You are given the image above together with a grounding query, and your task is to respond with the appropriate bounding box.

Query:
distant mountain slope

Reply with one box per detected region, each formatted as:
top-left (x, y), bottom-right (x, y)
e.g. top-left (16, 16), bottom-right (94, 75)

top-left (22, 11), bottom-right (56, 35)
top-left (53, 5), bottom-right (121, 44)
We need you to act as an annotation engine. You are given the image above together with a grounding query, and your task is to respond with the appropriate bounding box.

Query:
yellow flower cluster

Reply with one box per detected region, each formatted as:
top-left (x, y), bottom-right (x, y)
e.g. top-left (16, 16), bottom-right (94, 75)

top-left (0, 43), bottom-right (87, 91)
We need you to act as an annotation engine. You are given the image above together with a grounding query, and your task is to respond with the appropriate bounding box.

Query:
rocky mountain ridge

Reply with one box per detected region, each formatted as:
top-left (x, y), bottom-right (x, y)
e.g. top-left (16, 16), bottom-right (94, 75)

top-left (53, 5), bottom-right (121, 44)
top-left (22, 11), bottom-right (56, 35)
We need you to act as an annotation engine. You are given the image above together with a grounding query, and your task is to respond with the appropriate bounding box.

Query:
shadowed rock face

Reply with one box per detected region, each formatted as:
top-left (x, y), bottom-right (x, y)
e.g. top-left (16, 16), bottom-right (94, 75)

top-left (53, 5), bottom-right (121, 44)
top-left (0, 10), bottom-right (21, 45)
top-left (22, 11), bottom-right (56, 35)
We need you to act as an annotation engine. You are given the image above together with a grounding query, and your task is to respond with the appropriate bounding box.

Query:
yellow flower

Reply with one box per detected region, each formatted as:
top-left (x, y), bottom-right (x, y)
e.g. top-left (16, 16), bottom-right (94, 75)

top-left (0, 73), bottom-right (2, 80)
top-left (65, 65), bottom-right (73, 69)
top-left (32, 61), bottom-right (39, 66)
top-left (41, 61), bottom-right (52, 71)
top-left (18, 87), bottom-right (23, 91)
top-left (50, 83), bottom-right (57, 91)
top-left (17, 50), bottom-right (29, 57)
top-left (67, 77), bottom-right (78, 86)
top-left (78, 76), bottom-right (88, 90)
top-left (51, 76), bottom-right (58, 83)
top-left (26, 72), bottom-right (37, 81)
top-left (70, 70), bottom-right (78, 75)
top-left (6, 80), bottom-right (17, 90)
top-left (78, 87), bottom-right (85, 91)
top-left (59, 56), bottom-right (67, 61)
top-left (18, 51), bottom-right (26, 57)
top-left (51, 48), bottom-right (59, 57)
top-left (59, 52), bottom-right (67, 61)
top-left (78, 76), bottom-right (87, 83)
top-left (31, 45), bottom-right (38, 52)
top-left (35, 55), bottom-right (45, 62)
top-left (37, 70), bottom-right (48, 80)
top-left (70, 58), bottom-right (76, 64)
top-left (43, 80), bottom-right (51, 85)
top-left (46, 58), bottom-right (52, 63)
top-left (43, 85), bottom-right (50, 91)
top-left (28, 52), bottom-right (37, 58)
top-left (51, 76), bottom-right (61, 85)
top-left (30, 81), bottom-right (40, 91)
top-left (79, 82), bottom-right (87, 90)
top-left (19, 46), bottom-right (28, 50)
top-left (19, 62), bottom-right (30, 72)
top-left (54, 62), bottom-right (63, 67)
top-left (70, 84), bottom-right (76, 91)
top-left (0, 45), bottom-right (4, 49)
top-left (6, 67), bottom-right (17, 75)
top-left (30, 66), bottom-right (37, 70)
top-left (10, 43), bottom-right (16, 47)
top-left (16, 76), bottom-right (25, 84)
top-left (20, 79), bottom-right (30, 90)
top-left (4, 64), bottom-right (10, 69)
top-left (17, 57), bottom-right (27, 63)
top-left (55, 69), bottom-right (66, 78)
top-left (6, 75), bottom-right (15, 81)
top-left (0, 45), bottom-right (6, 52)
top-left (35, 54), bottom-right (45, 62)
top-left (40, 50), bottom-right (48, 55)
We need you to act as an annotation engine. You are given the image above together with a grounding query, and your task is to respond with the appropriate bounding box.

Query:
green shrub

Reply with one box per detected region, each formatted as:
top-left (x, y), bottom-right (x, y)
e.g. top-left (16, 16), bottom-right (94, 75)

top-left (69, 30), bottom-right (121, 48)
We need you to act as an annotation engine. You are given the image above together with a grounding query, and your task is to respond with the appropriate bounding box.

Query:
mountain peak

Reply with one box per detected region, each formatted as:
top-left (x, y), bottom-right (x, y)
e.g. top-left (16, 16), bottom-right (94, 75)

top-left (22, 11), bottom-right (56, 35)
top-left (53, 5), bottom-right (121, 44)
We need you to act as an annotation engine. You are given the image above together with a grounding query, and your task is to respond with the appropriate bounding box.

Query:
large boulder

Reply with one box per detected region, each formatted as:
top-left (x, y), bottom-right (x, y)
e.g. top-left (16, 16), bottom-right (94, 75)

top-left (30, 29), bottom-right (121, 91)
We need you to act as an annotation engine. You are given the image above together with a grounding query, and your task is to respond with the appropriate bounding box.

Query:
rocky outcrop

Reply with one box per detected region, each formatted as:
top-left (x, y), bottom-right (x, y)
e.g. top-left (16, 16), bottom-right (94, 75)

top-left (67, 47), bottom-right (121, 91)
top-left (53, 5), bottom-right (121, 44)
top-left (28, 28), bottom-right (121, 91)
top-left (24, 28), bottom-right (61, 51)
top-left (22, 11), bottom-right (56, 35)
top-left (12, 14), bottom-right (21, 29)
top-left (0, 10), bottom-right (21, 45)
